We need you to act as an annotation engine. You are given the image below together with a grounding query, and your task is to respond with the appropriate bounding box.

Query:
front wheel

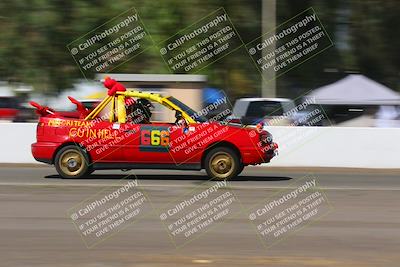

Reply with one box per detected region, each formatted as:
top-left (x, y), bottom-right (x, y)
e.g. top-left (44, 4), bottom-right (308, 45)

top-left (204, 147), bottom-right (242, 180)
top-left (54, 145), bottom-right (90, 179)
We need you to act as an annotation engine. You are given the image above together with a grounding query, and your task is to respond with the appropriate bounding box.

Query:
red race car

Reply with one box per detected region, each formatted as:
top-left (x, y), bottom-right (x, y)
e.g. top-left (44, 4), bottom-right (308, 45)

top-left (31, 77), bottom-right (278, 179)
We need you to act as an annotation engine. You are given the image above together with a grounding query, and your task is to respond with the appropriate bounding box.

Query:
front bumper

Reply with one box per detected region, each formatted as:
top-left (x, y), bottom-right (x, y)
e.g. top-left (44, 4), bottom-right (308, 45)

top-left (31, 142), bottom-right (59, 164)
top-left (263, 142), bottom-right (278, 163)
top-left (242, 142), bottom-right (278, 165)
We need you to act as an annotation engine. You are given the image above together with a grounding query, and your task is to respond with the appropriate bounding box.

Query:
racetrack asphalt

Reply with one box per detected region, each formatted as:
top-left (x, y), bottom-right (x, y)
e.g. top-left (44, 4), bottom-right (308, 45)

top-left (0, 165), bottom-right (399, 267)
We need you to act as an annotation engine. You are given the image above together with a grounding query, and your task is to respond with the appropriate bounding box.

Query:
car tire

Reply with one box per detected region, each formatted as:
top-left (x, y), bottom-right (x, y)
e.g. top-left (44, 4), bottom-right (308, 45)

top-left (204, 147), bottom-right (242, 180)
top-left (237, 164), bottom-right (245, 176)
top-left (54, 145), bottom-right (90, 179)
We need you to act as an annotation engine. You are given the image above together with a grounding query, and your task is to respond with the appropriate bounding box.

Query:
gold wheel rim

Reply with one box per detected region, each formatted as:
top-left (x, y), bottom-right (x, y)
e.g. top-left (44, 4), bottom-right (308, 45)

top-left (209, 152), bottom-right (234, 179)
top-left (59, 149), bottom-right (85, 176)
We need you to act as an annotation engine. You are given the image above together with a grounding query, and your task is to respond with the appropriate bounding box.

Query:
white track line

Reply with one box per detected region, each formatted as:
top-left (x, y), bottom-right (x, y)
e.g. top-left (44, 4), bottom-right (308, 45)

top-left (1, 182), bottom-right (400, 191)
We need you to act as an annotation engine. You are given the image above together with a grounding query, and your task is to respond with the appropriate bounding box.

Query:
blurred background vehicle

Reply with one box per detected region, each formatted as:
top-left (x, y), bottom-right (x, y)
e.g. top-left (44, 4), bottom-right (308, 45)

top-left (0, 96), bottom-right (19, 121)
top-left (229, 98), bottom-right (295, 125)
top-left (0, 82), bottom-right (37, 122)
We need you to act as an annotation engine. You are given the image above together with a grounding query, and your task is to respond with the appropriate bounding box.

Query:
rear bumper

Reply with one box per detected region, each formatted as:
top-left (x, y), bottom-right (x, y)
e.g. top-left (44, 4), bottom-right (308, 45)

top-left (31, 142), bottom-right (59, 164)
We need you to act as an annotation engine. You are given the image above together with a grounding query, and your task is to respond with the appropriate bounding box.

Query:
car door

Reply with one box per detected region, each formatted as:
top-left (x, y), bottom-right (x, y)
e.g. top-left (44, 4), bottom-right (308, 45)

top-left (78, 120), bottom-right (126, 162)
top-left (168, 122), bottom-right (204, 165)
top-left (123, 100), bottom-right (179, 164)
top-left (84, 97), bottom-right (135, 163)
top-left (118, 122), bottom-right (173, 164)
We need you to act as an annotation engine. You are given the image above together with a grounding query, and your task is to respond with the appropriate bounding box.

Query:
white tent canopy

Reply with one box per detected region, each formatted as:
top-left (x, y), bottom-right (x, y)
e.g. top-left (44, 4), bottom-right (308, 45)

top-left (306, 75), bottom-right (400, 105)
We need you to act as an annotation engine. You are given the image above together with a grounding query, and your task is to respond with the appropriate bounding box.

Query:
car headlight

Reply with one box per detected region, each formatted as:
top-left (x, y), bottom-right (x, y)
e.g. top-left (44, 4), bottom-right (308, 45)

top-left (260, 131), bottom-right (273, 144)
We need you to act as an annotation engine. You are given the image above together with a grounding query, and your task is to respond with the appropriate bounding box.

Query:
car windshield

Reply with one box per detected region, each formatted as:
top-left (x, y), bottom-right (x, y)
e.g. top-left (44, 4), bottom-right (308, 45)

top-left (166, 96), bottom-right (207, 122)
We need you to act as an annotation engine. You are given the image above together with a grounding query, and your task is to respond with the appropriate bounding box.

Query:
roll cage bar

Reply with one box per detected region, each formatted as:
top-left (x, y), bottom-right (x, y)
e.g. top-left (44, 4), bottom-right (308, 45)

top-left (84, 90), bottom-right (196, 124)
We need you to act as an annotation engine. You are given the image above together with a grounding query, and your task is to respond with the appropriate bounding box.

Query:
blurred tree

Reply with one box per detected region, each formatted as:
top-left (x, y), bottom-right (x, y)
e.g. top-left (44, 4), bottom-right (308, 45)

top-left (349, 0), bottom-right (400, 90)
top-left (0, 0), bottom-right (261, 94)
top-left (0, 0), bottom-right (398, 96)
top-left (277, 0), bottom-right (400, 96)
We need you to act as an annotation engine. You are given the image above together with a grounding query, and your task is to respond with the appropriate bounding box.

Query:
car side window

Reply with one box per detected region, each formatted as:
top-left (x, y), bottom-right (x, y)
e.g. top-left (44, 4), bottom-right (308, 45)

top-left (125, 103), bottom-right (146, 124)
top-left (246, 101), bottom-right (283, 117)
top-left (125, 98), bottom-right (175, 124)
top-left (149, 102), bottom-right (176, 123)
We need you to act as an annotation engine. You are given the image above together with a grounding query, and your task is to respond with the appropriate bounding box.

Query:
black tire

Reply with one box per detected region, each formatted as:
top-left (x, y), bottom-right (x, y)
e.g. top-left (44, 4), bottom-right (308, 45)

top-left (237, 164), bottom-right (245, 176)
top-left (54, 145), bottom-right (90, 179)
top-left (204, 147), bottom-right (242, 180)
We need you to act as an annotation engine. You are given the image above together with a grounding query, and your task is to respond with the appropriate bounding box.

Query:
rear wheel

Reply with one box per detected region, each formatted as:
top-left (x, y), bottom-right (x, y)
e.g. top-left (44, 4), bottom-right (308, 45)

top-left (54, 145), bottom-right (90, 179)
top-left (204, 147), bottom-right (242, 180)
